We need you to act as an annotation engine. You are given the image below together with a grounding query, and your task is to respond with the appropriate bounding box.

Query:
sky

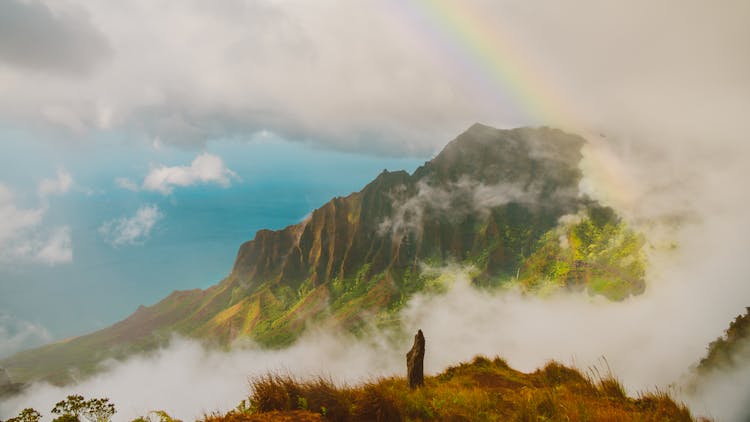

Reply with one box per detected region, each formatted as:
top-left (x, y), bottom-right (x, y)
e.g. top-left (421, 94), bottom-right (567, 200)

top-left (1, 0), bottom-right (750, 419)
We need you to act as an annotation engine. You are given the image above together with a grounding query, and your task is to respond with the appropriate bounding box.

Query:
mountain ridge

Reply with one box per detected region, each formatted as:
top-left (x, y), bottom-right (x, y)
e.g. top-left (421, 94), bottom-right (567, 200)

top-left (0, 124), bottom-right (646, 386)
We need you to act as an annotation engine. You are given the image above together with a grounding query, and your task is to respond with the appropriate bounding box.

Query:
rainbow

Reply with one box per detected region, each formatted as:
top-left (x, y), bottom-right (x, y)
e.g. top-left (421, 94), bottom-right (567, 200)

top-left (388, 0), bottom-right (638, 211)
top-left (387, 0), bottom-right (588, 132)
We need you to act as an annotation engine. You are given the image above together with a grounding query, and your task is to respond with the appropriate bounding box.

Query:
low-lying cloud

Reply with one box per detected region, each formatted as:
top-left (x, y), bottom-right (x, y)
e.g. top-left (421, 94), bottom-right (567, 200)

top-left (4, 122), bottom-right (749, 419)
top-left (379, 178), bottom-right (545, 236)
top-left (3, 212), bottom-right (750, 420)
top-left (98, 204), bottom-right (163, 247)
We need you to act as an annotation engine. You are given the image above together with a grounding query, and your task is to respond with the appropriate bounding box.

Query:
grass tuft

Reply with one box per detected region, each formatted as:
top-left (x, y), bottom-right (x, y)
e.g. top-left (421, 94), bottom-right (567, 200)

top-left (538, 360), bottom-right (589, 386)
top-left (637, 389), bottom-right (694, 422)
top-left (247, 374), bottom-right (351, 421)
top-left (598, 375), bottom-right (628, 400)
top-left (351, 380), bottom-right (402, 422)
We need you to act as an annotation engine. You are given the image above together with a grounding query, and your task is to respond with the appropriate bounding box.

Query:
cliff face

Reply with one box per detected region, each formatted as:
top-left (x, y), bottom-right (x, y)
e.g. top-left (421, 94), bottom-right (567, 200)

top-left (1, 124), bottom-right (645, 385)
top-left (231, 125), bottom-right (585, 290)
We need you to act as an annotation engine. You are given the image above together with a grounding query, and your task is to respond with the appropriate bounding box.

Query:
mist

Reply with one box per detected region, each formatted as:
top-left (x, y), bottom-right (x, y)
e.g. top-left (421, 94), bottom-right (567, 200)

top-left (378, 178), bottom-right (545, 237)
top-left (4, 115), bottom-right (750, 421)
top-left (1, 0), bottom-right (749, 420)
top-left (3, 202), bottom-right (750, 421)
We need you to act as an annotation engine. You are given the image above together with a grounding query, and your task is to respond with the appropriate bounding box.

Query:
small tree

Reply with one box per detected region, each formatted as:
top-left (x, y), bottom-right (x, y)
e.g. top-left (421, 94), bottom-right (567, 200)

top-left (51, 395), bottom-right (116, 422)
top-left (128, 411), bottom-right (180, 422)
top-left (82, 398), bottom-right (115, 422)
top-left (147, 411), bottom-right (181, 422)
top-left (7, 408), bottom-right (42, 422)
top-left (52, 395), bottom-right (86, 422)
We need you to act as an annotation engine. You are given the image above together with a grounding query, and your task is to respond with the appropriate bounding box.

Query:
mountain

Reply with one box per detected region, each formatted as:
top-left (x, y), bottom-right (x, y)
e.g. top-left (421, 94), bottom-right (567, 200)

top-left (0, 124), bottom-right (646, 385)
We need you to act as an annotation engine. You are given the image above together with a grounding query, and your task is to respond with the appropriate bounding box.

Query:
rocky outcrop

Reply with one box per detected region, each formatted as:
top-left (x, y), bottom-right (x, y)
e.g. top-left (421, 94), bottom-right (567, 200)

top-left (407, 330), bottom-right (426, 389)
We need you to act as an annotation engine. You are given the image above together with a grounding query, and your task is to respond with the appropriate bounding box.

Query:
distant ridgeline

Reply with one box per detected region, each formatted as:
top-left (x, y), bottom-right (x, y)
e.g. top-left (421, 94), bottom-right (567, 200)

top-left (697, 307), bottom-right (750, 373)
top-left (1, 124), bottom-right (646, 385)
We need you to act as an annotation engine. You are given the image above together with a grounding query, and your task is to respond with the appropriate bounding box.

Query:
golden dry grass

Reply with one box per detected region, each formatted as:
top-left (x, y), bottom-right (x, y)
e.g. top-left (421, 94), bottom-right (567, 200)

top-left (204, 355), bottom-right (700, 422)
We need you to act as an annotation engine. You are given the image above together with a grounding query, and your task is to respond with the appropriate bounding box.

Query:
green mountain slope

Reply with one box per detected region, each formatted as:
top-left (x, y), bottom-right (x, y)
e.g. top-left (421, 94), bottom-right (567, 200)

top-left (0, 124), bottom-right (647, 386)
top-left (696, 307), bottom-right (750, 373)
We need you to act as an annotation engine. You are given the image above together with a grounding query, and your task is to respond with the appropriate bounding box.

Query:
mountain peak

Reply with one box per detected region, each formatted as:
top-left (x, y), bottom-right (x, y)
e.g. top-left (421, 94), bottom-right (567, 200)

top-left (465, 121), bottom-right (494, 132)
top-left (412, 125), bottom-right (585, 195)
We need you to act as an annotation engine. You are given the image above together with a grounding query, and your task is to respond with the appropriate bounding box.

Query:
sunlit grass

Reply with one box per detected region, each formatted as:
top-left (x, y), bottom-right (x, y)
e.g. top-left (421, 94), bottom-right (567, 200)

top-left (203, 355), bottom-right (699, 422)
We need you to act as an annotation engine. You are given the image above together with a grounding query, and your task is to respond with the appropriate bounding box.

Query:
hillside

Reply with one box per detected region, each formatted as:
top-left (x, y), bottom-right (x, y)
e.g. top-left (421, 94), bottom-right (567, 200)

top-left (201, 355), bottom-right (695, 422)
top-left (0, 124), bottom-right (647, 386)
top-left (696, 307), bottom-right (750, 373)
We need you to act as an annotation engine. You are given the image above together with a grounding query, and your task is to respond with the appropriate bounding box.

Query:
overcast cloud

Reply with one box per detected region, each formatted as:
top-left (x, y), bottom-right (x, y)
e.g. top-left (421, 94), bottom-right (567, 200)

top-left (0, 0), bottom-right (743, 156)
top-left (0, 0), bottom-right (111, 75)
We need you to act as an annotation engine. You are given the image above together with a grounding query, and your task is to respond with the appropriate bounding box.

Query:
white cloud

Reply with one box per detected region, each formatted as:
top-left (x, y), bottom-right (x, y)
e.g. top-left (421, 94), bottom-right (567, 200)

top-left (0, 183), bottom-right (72, 265)
top-left (0, 313), bottom-right (52, 359)
top-left (379, 178), bottom-right (542, 236)
top-left (1, 252), bottom-right (746, 420)
top-left (0, 185), bottom-right (44, 245)
top-left (142, 153), bottom-right (236, 195)
top-left (115, 177), bottom-right (139, 192)
top-left (37, 169), bottom-right (73, 198)
top-left (98, 204), bottom-right (163, 246)
top-left (0, 1), bottom-right (748, 419)
top-left (34, 226), bottom-right (73, 264)
top-left (0, 1), bottom-right (745, 156)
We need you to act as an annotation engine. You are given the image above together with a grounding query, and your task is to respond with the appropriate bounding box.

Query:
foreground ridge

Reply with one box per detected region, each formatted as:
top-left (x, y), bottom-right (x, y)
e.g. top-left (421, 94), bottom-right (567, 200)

top-left (202, 355), bottom-right (698, 422)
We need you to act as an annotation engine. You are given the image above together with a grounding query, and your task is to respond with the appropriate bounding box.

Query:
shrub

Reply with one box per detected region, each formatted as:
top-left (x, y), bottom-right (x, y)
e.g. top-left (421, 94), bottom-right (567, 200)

top-left (50, 395), bottom-right (116, 422)
top-left (6, 408), bottom-right (42, 422)
top-left (82, 398), bottom-right (115, 422)
top-left (52, 395), bottom-right (87, 422)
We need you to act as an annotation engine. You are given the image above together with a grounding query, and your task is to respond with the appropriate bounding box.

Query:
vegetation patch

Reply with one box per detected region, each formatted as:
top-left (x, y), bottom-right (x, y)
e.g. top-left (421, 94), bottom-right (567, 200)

top-left (204, 355), bottom-right (697, 422)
